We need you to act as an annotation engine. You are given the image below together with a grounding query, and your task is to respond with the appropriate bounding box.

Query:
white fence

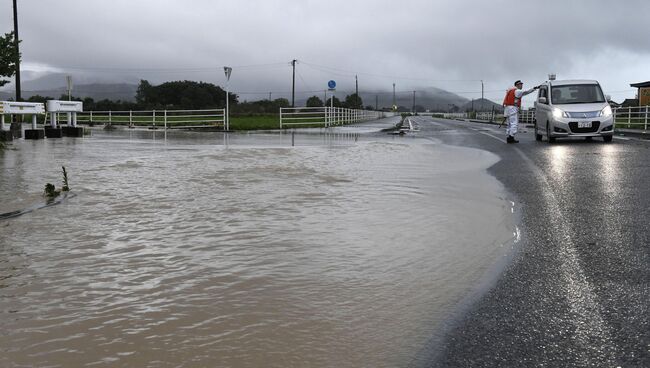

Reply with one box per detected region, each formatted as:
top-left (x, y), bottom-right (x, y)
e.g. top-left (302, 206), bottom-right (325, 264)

top-left (76, 109), bottom-right (226, 130)
top-left (279, 107), bottom-right (384, 128)
top-left (613, 106), bottom-right (650, 130)
top-left (443, 110), bottom-right (535, 124)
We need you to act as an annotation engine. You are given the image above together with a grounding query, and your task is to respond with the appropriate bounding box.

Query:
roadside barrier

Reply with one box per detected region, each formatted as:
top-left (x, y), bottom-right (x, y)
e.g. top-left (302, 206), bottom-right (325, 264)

top-left (75, 109), bottom-right (226, 130)
top-left (279, 107), bottom-right (384, 129)
top-left (442, 110), bottom-right (535, 124)
top-left (614, 106), bottom-right (650, 131)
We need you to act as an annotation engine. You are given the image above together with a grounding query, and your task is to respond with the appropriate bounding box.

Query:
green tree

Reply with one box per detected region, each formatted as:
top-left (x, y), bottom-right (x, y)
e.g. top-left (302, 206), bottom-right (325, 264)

top-left (274, 98), bottom-right (290, 108)
top-left (306, 95), bottom-right (323, 107)
top-left (27, 95), bottom-right (53, 103)
top-left (0, 31), bottom-right (20, 87)
top-left (325, 96), bottom-right (342, 108)
top-left (135, 79), bottom-right (155, 106)
top-left (344, 93), bottom-right (363, 109)
top-left (135, 80), bottom-right (237, 110)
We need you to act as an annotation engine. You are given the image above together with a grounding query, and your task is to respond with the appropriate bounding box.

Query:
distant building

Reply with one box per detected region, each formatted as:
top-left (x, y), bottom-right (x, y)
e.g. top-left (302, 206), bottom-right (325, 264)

top-left (630, 81), bottom-right (650, 106)
top-left (608, 100), bottom-right (622, 108)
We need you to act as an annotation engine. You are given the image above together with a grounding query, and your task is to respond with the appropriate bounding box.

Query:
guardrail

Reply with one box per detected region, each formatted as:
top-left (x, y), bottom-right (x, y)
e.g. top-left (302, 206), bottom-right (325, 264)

top-left (75, 109), bottom-right (226, 130)
top-left (279, 107), bottom-right (384, 129)
top-left (614, 106), bottom-right (650, 130)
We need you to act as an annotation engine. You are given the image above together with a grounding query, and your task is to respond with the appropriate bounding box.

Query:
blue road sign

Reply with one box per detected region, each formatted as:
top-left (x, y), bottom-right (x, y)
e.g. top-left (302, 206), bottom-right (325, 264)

top-left (328, 80), bottom-right (336, 89)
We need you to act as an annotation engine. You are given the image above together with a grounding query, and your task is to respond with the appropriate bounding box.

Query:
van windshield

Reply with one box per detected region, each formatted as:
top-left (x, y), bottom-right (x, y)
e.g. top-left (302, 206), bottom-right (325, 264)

top-left (550, 84), bottom-right (605, 104)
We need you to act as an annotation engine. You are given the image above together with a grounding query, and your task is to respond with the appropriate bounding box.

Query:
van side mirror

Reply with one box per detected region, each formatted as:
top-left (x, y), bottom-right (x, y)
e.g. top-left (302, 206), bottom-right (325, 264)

top-left (538, 97), bottom-right (547, 104)
top-left (606, 95), bottom-right (611, 101)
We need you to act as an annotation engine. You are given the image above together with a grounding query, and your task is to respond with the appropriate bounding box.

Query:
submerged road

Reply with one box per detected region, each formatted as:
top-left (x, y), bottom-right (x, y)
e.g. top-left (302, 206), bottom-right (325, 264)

top-left (406, 117), bottom-right (649, 367)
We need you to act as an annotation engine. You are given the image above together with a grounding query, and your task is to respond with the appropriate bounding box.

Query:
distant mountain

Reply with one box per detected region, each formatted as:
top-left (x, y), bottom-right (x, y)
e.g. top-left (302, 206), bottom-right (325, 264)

top-left (0, 83), bottom-right (138, 102)
top-left (460, 98), bottom-right (504, 113)
top-left (294, 87), bottom-right (477, 112)
top-left (1, 72), bottom-right (499, 111)
top-left (0, 72), bottom-right (139, 101)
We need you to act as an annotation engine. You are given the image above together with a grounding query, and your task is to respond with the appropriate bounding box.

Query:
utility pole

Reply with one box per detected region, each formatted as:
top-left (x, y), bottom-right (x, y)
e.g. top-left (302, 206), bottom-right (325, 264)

top-left (269, 92), bottom-right (272, 101)
top-left (375, 95), bottom-right (378, 111)
top-left (481, 79), bottom-right (485, 111)
top-left (412, 91), bottom-right (416, 113)
top-left (392, 83), bottom-right (396, 108)
top-left (355, 75), bottom-right (358, 94)
top-left (291, 59), bottom-right (296, 108)
top-left (13, 0), bottom-right (21, 102)
top-left (355, 75), bottom-right (359, 109)
top-left (67, 76), bottom-right (72, 101)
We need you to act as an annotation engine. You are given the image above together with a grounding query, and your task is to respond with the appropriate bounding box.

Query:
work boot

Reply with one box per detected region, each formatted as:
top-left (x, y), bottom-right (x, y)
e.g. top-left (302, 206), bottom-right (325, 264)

top-left (506, 136), bottom-right (515, 143)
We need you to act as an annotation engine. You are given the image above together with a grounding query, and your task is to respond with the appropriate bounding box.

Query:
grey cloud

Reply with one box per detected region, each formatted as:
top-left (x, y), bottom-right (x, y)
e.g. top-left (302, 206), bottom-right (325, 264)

top-left (1, 0), bottom-right (649, 103)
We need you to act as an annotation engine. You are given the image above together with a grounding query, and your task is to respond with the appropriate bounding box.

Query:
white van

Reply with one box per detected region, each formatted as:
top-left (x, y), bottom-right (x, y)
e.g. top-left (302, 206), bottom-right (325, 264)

top-left (534, 80), bottom-right (614, 143)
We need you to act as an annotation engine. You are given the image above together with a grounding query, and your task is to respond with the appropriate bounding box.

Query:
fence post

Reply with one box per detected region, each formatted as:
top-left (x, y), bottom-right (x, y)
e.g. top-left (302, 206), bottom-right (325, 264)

top-left (164, 110), bottom-right (167, 131)
top-left (153, 109), bottom-right (156, 129)
top-left (628, 107), bottom-right (631, 128)
top-left (109, 110), bottom-right (112, 125)
top-left (645, 106), bottom-right (648, 131)
top-left (90, 111), bottom-right (93, 124)
top-left (129, 110), bottom-right (133, 128)
top-left (279, 108), bottom-right (283, 129)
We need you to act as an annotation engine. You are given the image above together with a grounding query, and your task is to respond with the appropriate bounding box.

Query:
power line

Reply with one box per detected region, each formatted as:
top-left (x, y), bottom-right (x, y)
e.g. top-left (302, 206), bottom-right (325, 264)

top-left (299, 60), bottom-right (482, 83)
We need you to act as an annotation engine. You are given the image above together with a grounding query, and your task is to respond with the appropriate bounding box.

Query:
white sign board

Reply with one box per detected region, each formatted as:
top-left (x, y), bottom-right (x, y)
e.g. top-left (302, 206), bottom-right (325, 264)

top-left (47, 100), bottom-right (83, 112)
top-left (0, 101), bottom-right (45, 114)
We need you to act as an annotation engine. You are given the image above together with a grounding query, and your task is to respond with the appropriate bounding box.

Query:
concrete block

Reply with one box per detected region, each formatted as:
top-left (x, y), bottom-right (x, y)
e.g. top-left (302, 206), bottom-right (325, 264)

top-left (25, 129), bottom-right (45, 140)
top-left (45, 127), bottom-right (63, 138)
top-left (10, 122), bottom-right (22, 139)
top-left (62, 126), bottom-right (85, 137)
top-left (0, 130), bottom-right (13, 142)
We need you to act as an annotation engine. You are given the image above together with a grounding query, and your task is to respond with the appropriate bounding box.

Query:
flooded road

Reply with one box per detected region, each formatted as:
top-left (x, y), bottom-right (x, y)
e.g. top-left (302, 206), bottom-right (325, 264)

top-left (0, 125), bottom-right (517, 367)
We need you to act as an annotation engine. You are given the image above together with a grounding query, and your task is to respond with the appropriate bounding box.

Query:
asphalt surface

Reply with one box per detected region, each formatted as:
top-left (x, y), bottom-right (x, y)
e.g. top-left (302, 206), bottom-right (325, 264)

top-left (404, 117), bottom-right (649, 367)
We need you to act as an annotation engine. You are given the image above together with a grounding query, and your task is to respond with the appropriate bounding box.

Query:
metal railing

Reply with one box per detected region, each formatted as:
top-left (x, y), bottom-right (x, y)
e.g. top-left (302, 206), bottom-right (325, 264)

top-left (279, 107), bottom-right (384, 128)
top-left (613, 106), bottom-right (650, 131)
top-left (76, 109), bottom-right (226, 130)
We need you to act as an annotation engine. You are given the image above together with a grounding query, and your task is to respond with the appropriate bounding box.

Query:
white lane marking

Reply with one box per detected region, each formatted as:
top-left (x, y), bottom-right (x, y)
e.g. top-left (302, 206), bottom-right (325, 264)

top-left (473, 129), bottom-right (507, 144)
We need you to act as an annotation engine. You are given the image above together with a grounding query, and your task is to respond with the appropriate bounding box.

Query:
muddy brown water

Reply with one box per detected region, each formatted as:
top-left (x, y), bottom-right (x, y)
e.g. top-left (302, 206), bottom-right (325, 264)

top-left (0, 127), bottom-right (517, 367)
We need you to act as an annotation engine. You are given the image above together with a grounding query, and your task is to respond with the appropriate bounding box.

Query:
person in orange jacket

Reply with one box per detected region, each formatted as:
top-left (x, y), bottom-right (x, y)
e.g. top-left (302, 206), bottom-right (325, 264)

top-left (503, 80), bottom-right (538, 143)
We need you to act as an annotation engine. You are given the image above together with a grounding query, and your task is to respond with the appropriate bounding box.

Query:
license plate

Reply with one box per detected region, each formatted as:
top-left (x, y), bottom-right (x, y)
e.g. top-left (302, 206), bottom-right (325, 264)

top-left (578, 121), bottom-right (592, 128)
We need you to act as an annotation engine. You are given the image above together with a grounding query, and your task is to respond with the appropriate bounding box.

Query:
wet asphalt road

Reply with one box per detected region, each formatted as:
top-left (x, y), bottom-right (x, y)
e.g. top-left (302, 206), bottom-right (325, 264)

top-left (406, 117), bottom-right (649, 367)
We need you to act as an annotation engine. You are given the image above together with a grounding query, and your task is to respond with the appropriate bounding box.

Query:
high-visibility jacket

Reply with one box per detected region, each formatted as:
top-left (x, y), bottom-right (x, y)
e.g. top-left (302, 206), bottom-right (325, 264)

top-left (503, 88), bottom-right (521, 107)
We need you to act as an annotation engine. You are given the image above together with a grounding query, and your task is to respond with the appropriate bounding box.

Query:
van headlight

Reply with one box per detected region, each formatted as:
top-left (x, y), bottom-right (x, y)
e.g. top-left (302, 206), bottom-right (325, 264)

top-left (553, 108), bottom-right (568, 119)
top-left (599, 105), bottom-right (612, 117)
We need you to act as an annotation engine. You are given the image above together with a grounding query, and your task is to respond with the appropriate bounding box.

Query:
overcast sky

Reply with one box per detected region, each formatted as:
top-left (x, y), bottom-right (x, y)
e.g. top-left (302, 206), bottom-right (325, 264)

top-left (1, 0), bottom-right (649, 106)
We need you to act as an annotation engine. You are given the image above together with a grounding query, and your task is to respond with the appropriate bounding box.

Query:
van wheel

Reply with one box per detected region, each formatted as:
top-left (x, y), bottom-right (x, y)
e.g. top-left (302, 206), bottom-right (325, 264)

top-left (547, 123), bottom-right (556, 143)
top-left (535, 125), bottom-right (542, 141)
top-left (603, 135), bottom-right (613, 142)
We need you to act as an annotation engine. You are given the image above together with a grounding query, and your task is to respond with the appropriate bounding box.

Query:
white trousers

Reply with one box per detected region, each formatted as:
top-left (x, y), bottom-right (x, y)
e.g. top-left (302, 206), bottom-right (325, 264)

top-left (504, 106), bottom-right (519, 137)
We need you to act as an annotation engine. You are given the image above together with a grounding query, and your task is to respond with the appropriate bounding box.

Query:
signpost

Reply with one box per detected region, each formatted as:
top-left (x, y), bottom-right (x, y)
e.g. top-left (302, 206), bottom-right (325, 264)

top-left (327, 80), bottom-right (336, 127)
top-left (1, 101), bottom-right (45, 139)
top-left (224, 67), bottom-right (232, 131)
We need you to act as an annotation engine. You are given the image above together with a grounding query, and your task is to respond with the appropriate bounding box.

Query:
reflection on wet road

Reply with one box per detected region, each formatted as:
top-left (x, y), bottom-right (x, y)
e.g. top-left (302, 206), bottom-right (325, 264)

top-left (415, 116), bottom-right (650, 367)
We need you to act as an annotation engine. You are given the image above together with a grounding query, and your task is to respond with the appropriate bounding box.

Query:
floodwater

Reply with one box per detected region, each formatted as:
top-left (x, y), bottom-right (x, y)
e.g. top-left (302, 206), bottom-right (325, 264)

top-left (0, 122), bottom-right (517, 367)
